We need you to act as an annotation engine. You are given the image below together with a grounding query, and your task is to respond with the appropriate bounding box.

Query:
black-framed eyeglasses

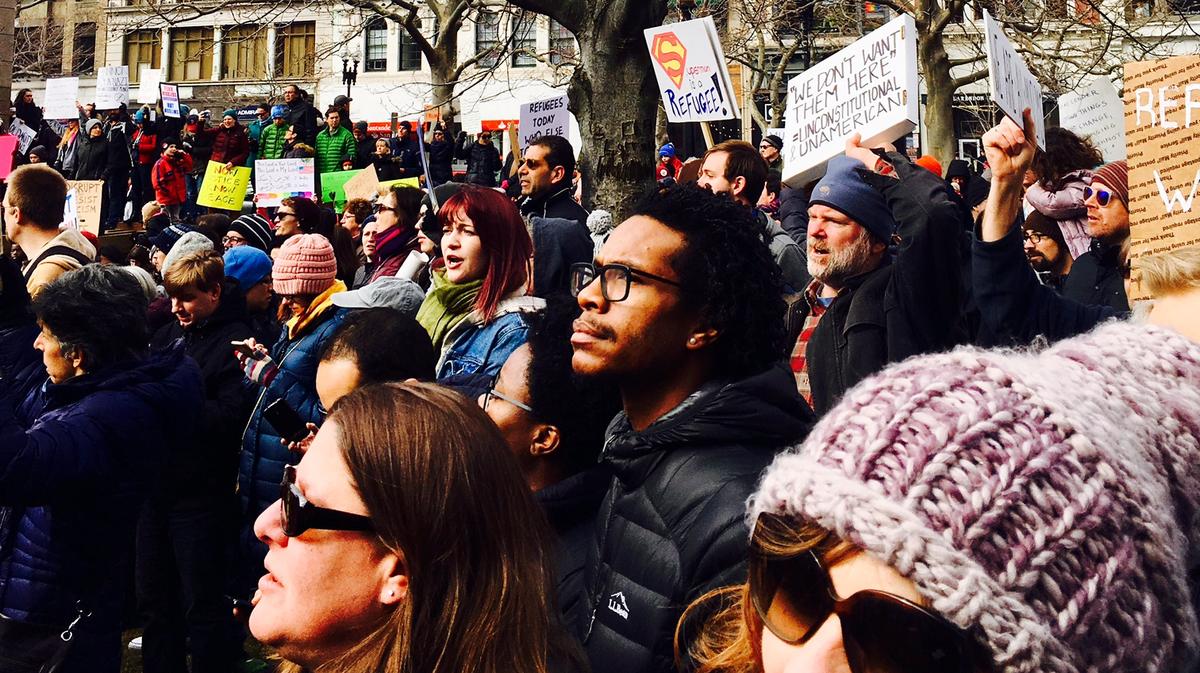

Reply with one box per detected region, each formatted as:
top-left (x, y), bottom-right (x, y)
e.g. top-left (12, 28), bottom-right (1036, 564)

top-left (481, 374), bottom-right (533, 413)
top-left (569, 262), bottom-right (682, 303)
top-left (274, 211), bottom-right (295, 221)
top-left (280, 465), bottom-right (373, 538)
top-left (1022, 230), bottom-right (1047, 244)
top-left (1084, 186), bottom-right (1114, 207)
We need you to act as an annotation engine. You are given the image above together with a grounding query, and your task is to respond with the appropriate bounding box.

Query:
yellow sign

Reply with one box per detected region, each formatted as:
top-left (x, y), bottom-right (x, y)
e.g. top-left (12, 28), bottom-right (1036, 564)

top-left (197, 161), bottom-right (252, 210)
top-left (378, 178), bottom-right (421, 190)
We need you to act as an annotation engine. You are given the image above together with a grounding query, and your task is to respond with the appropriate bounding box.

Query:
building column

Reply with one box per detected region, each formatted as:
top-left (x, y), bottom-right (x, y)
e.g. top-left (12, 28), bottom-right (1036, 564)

top-left (266, 24), bottom-right (278, 78)
top-left (159, 27), bottom-right (169, 78)
top-left (211, 26), bottom-right (223, 80)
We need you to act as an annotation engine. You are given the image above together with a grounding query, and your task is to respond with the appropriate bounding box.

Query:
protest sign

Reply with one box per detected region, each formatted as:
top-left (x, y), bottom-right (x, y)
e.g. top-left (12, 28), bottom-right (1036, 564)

top-left (160, 83), bottom-right (181, 118)
top-left (9, 118), bottom-right (36, 155)
top-left (379, 178), bottom-right (421, 190)
top-left (344, 165), bottom-right (381, 202)
top-left (138, 68), bottom-right (163, 104)
top-left (460, 109), bottom-right (482, 134)
top-left (62, 188), bottom-right (78, 231)
top-left (1058, 78), bottom-right (1126, 162)
top-left (64, 180), bottom-right (103, 235)
top-left (518, 94), bottom-right (569, 149)
top-left (43, 77), bottom-right (79, 120)
top-left (320, 170), bottom-right (362, 210)
top-left (95, 65), bottom-right (130, 110)
top-left (1124, 55), bottom-right (1200, 300)
top-left (644, 17), bottom-right (739, 123)
top-left (983, 10), bottom-right (1046, 148)
top-left (255, 158), bottom-right (315, 207)
top-left (197, 161), bottom-right (252, 210)
top-left (781, 14), bottom-right (918, 187)
top-left (0, 136), bottom-right (17, 179)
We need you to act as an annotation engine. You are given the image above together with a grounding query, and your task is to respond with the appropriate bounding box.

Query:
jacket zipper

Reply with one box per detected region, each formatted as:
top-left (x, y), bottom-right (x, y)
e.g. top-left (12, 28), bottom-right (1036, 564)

top-left (583, 433), bottom-right (621, 641)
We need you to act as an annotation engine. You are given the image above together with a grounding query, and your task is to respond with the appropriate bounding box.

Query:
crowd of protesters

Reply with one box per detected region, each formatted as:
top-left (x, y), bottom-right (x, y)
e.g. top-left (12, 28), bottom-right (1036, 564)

top-left (1, 80), bottom-right (1199, 673)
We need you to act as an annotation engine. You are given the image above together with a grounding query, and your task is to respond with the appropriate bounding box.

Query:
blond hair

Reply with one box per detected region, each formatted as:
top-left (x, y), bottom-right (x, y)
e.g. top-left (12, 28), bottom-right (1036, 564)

top-left (162, 250), bottom-right (224, 295)
top-left (1140, 248), bottom-right (1200, 298)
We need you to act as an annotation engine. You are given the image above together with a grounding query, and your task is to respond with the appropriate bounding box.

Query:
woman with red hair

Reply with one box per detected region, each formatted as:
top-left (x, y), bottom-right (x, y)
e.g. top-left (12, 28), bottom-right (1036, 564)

top-left (415, 187), bottom-right (542, 392)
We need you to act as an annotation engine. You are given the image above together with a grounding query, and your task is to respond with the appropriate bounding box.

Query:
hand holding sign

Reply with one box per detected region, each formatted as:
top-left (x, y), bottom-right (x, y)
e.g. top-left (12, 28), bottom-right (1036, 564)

top-left (983, 10), bottom-right (1045, 148)
top-left (982, 108), bottom-right (1038, 184)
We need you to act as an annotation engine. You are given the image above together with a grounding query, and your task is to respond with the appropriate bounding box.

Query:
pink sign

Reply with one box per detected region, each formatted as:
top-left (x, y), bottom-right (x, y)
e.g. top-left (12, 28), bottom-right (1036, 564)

top-left (0, 136), bottom-right (20, 180)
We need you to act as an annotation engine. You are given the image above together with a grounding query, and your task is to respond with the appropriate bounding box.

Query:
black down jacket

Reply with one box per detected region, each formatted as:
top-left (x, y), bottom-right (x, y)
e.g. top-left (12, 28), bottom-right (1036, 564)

top-left (579, 363), bottom-right (814, 673)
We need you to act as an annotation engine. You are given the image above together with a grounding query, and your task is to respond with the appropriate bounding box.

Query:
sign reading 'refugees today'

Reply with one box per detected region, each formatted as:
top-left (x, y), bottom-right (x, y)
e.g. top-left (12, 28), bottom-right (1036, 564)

top-left (782, 14), bottom-right (918, 187)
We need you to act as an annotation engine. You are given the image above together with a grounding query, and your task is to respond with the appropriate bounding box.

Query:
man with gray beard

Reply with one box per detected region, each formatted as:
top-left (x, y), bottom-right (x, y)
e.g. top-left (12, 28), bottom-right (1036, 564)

top-left (790, 136), bottom-right (964, 415)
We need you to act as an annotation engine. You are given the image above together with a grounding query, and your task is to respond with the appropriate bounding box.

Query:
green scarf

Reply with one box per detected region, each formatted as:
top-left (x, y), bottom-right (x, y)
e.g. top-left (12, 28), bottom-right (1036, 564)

top-left (417, 270), bottom-right (484, 352)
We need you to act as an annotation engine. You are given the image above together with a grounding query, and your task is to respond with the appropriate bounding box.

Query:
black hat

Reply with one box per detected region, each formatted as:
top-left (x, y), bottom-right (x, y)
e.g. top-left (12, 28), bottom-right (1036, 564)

top-left (763, 134), bottom-right (784, 151)
top-left (334, 95), bottom-right (351, 106)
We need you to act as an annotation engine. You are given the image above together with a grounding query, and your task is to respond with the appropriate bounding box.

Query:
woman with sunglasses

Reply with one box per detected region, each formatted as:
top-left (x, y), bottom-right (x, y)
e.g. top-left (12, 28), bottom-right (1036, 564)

top-left (416, 187), bottom-right (542, 394)
top-left (248, 382), bottom-right (582, 673)
top-left (679, 320), bottom-right (1200, 673)
top-left (356, 185), bottom-right (423, 287)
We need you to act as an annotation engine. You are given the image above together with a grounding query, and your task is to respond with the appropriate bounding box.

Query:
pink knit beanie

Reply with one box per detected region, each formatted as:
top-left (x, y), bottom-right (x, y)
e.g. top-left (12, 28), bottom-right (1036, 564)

top-left (272, 234), bottom-right (336, 296)
top-left (751, 322), bottom-right (1200, 673)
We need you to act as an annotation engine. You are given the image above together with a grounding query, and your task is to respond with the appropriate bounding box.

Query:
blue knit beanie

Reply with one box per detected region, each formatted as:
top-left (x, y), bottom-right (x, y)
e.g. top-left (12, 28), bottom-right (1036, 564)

top-left (810, 155), bottom-right (897, 243)
top-left (271, 105), bottom-right (286, 119)
top-left (659, 143), bottom-right (675, 158)
top-left (224, 245), bottom-right (273, 288)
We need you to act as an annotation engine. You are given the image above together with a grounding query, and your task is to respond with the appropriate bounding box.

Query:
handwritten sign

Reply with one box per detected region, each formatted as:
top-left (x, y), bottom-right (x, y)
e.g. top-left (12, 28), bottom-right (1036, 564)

top-left (343, 164), bottom-right (381, 202)
top-left (160, 83), bottom-right (180, 118)
top-left (43, 77), bottom-right (79, 120)
top-left (320, 169), bottom-right (361, 210)
top-left (984, 10), bottom-right (1046, 148)
top-left (1058, 78), bottom-right (1126, 162)
top-left (644, 17), bottom-right (740, 123)
top-left (255, 158), bottom-right (315, 207)
top-left (519, 94), bottom-right (570, 150)
top-left (460, 108), bottom-right (482, 134)
top-left (1125, 55), bottom-right (1200, 300)
top-left (137, 68), bottom-right (163, 104)
top-left (781, 14), bottom-right (917, 187)
top-left (95, 65), bottom-right (130, 110)
top-left (9, 118), bottom-right (36, 155)
top-left (64, 180), bottom-right (103, 235)
top-left (197, 161), bottom-right (251, 210)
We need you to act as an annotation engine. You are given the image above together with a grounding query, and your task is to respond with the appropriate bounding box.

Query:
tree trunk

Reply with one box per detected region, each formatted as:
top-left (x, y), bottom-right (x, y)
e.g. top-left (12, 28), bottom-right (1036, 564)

top-left (0, 0), bottom-right (16, 125)
top-left (919, 38), bottom-right (957, 167)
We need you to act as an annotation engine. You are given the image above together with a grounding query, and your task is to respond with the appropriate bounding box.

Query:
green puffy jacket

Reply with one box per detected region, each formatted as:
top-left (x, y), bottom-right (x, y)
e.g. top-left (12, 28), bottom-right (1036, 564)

top-left (315, 125), bottom-right (355, 175)
top-left (259, 122), bottom-right (288, 162)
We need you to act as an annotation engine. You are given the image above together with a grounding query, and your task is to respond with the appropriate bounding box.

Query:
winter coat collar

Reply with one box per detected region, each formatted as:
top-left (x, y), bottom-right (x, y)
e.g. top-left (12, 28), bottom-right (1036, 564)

top-left (42, 340), bottom-right (189, 411)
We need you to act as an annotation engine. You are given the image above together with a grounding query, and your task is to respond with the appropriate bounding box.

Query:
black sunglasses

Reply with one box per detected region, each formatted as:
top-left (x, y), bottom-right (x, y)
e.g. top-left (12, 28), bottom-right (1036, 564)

top-left (373, 203), bottom-right (397, 214)
top-left (280, 465), bottom-right (373, 538)
top-left (1084, 186), bottom-right (1114, 207)
top-left (748, 517), bottom-right (979, 673)
top-left (569, 262), bottom-right (682, 303)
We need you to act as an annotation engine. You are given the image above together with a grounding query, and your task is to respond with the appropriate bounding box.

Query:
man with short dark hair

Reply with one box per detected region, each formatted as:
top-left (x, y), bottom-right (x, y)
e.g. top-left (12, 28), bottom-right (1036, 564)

top-left (3, 164), bottom-right (94, 297)
top-left (281, 84), bottom-right (318, 146)
top-left (315, 108), bottom-right (355, 176)
top-left (315, 307), bottom-right (436, 409)
top-left (569, 184), bottom-right (814, 673)
top-left (388, 121), bottom-right (422, 179)
top-left (518, 135), bottom-right (588, 231)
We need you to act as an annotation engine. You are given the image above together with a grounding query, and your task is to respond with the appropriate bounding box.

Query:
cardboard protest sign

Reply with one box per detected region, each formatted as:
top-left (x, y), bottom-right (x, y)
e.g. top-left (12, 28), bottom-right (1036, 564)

top-left (781, 14), bottom-right (918, 187)
top-left (255, 158), bottom-right (315, 207)
top-left (138, 68), bottom-right (163, 104)
top-left (378, 178), bottom-right (421, 190)
top-left (43, 77), bottom-right (79, 120)
top-left (95, 66), bottom-right (130, 110)
top-left (645, 17), bottom-right (739, 123)
top-left (160, 84), bottom-right (181, 118)
top-left (9, 118), bottom-right (36, 155)
top-left (1058, 78), bottom-right (1126, 161)
top-left (197, 161), bottom-right (252, 210)
top-left (320, 170), bottom-right (361, 210)
top-left (1124, 55), bottom-right (1200, 300)
top-left (64, 180), bottom-right (103, 235)
top-left (0, 136), bottom-right (17, 180)
top-left (519, 94), bottom-right (569, 150)
top-left (343, 164), bottom-right (380, 202)
top-left (983, 10), bottom-right (1046, 148)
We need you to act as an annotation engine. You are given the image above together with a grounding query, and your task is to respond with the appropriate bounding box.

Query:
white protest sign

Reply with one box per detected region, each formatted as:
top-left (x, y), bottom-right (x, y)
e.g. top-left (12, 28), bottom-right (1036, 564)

top-left (1058, 78), bottom-right (1126, 161)
top-left (43, 77), bottom-right (79, 120)
top-left (460, 108), bottom-right (482, 134)
top-left (61, 188), bottom-right (78, 231)
top-left (782, 14), bottom-right (918, 187)
top-left (254, 158), bottom-right (315, 207)
top-left (160, 83), bottom-right (180, 118)
top-left (983, 10), bottom-right (1046, 148)
top-left (95, 65), bottom-right (130, 110)
top-left (644, 16), bottom-right (740, 122)
top-left (138, 68), bottom-right (163, 104)
top-left (8, 118), bottom-right (36, 154)
top-left (518, 94), bottom-right (570, 149)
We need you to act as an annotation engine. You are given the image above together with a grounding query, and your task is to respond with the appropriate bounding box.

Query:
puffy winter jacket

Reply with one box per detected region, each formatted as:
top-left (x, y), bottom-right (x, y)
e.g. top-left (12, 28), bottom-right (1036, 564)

top-left (72, 133), bottom-right (108, 181)
top-left (258, 122), bottom-right (288, 162)
top-left (207, 124), bottom-right (250, 167)
top-left (456, 137), bottom-right (502, 187)
top-left (132, 128), bottom-right (159, 166)
top-left (428, 138), bottom-right (453, 185)
top-left (1062, 238), bottom-right (1130, 314)
top-left (151, 152), bottom-right (194, 206)
top-left (315, 125), bottom-right (355, 175)
top-left (580, 364), bottom-right (814, 673)
top-left (0, 343), bottom-right (203, 673)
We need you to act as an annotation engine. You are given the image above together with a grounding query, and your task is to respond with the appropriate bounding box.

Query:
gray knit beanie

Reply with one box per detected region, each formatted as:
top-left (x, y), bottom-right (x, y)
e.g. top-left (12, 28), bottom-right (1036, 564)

top-left (750, 322), bottom-right (1200, 673)
top-left (162, 231), bottom-right (216, 275)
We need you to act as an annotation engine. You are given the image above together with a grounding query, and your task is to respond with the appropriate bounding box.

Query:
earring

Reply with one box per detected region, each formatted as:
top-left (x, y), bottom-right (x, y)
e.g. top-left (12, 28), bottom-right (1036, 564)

top-left (688, 337), bottom-right (697, 345)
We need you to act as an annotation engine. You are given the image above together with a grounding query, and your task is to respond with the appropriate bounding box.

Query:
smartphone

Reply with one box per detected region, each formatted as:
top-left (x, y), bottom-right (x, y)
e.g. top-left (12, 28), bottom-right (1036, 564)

top-left (231, 340), bottom-right (258, 358)
top-left (263, 399), bottom-right (311, 444)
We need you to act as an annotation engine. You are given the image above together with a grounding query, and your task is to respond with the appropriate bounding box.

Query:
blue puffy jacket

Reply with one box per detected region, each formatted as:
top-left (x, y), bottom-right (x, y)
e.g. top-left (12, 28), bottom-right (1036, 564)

top-left (0, 343), bottom-right (203, 673)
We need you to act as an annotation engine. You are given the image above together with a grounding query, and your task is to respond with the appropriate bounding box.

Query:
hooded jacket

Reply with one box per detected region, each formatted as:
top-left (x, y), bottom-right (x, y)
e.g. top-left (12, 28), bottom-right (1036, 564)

top-left (580, 363), bottom-right (814, 673)
top-left (72, 130), bottom-right (108, 181)
top-left (0, 343), bottom-right (203, 673)
top-left (519, 185), bottom-right (590, 234)
top-left (151, 151), bottom-right (195, 206)
top-left (532, 216), bottom-right (593, 298)
top-left (21, 228), bottom-right (96, 298)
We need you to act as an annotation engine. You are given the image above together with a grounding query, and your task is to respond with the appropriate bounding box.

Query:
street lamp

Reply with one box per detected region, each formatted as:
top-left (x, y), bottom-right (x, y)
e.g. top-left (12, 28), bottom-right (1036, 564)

top-left (341, 52), bottom-right (360, 101)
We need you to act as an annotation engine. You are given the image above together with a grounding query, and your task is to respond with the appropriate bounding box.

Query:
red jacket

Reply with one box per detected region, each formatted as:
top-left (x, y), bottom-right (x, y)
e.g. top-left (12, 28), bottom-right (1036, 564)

top-left (151, 152), bottom-right (194, 205)
top-left (133, 129), bottom-right (159, 166)
top-left (206, 125), bottom-right (249, 167)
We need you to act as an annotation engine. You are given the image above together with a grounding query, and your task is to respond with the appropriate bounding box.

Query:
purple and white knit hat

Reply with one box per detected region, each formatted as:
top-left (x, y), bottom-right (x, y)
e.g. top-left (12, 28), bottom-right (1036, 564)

top-left (750, 322), bottom-right (1200, 673)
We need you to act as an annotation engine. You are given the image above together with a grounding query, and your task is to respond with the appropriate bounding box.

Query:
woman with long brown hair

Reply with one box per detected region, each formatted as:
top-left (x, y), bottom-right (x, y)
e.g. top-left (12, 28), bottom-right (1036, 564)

top-left (248, 382), bottom-right (578, 673)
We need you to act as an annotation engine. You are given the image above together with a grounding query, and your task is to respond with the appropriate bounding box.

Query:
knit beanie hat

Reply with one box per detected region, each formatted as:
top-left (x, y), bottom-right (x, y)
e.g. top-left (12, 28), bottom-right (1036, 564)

top-left (224, 245), bottom-right (273, 288)
top-left (587, 209), bottom-right (614, 236)
top-left (273, 233), bottom-right (336, 296)
top-left (223, 109), bottom-right (238, 121)
top-left (914, 154), bottom-right (942, 177)
top-left (162, 231), bottom-right (216, 274)
top-left (1093, 160), bottom-right (1128, 206)
top-left (150, 223), bottom-right (194, 254)
top-left (810, 155), bottom-right (897, 243)
top-left (659, 143), bottom-right (676, 158)
top-left (271, 105), bottom-right (287, 119)
top-left (763, 134), bottom-right (784, 151)
top-left (84, 118), bottom-right (102, 136)
top-left (27, 145), bottom-right (49, 162)
top-left (229, 213), bottom-right (273, 251)
top-left (750, 322), bottom-right (1200, 673)
top-left (119, 265), bottom-right (160, 303)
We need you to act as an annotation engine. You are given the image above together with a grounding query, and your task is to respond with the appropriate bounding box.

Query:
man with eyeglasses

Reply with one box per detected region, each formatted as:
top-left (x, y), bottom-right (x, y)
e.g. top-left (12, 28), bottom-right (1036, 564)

top-left (1061, 160), bottom-right (1130, 313)
top-left (567, 183), bottom-right (814, 673)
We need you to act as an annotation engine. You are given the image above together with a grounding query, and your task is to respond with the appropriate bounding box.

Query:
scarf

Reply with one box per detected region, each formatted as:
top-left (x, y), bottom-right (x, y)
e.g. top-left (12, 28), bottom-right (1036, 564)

top-left (286, 280), bottom-right (346, 340)
top-left (416, 270), bottom-right (483, 352)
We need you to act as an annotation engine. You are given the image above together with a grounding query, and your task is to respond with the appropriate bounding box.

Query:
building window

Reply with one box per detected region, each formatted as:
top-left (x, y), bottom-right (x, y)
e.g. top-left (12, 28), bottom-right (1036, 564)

top-left (276, 22), bottom-right (316, 78)
top-left (124, 29), bottom-right (161, 83)
top-left (169, 27), bottom-right (213, 81)
top-left (365, 18), bottom-right (387, 72)
top-left (549, 19), bottom-right (575, 65)
top-left (511, 13), bottom-right (536, 67)
top-left (73, 22), bottom-right (96, 74)
top-left (475, 11), bottom-right (500, 69)
top-left (399, 18), bottom-right (422, 71)
top-left (1127, 0), bottom-right (1154, 17)
top-left (222, 25), bottom-right (267, 79)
